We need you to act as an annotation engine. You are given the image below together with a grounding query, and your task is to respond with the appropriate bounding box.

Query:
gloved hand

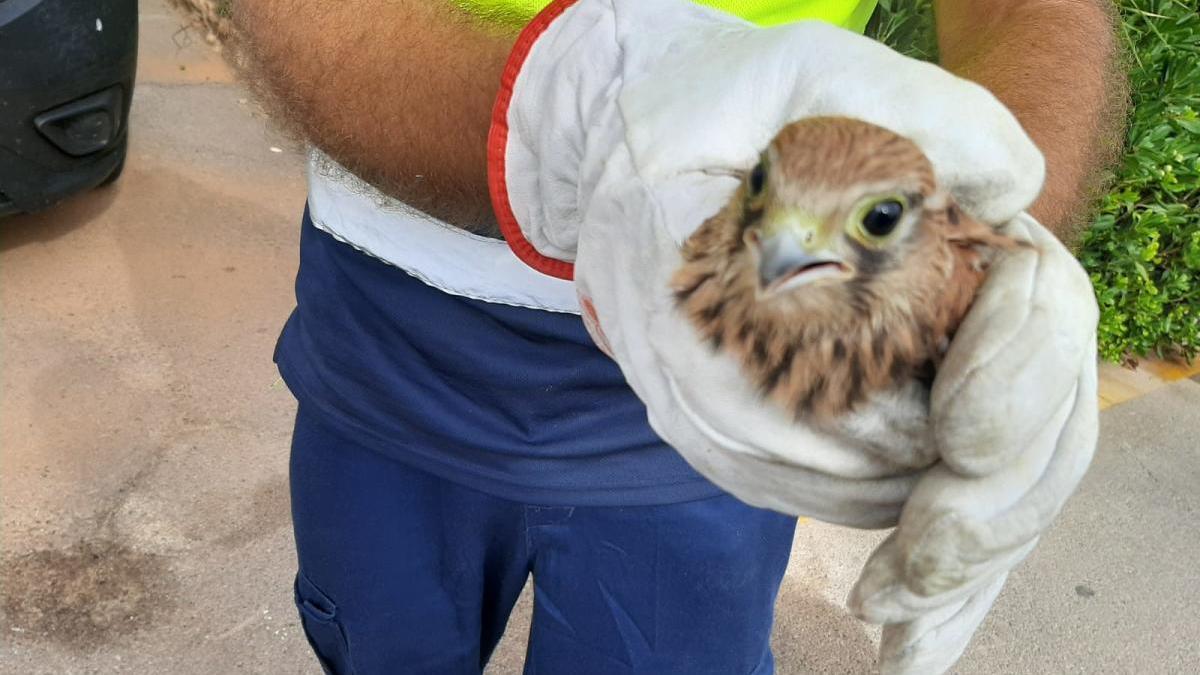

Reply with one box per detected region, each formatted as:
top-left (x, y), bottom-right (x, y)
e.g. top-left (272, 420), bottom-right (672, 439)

top-left (847, 214), bottom-right (1099, 674)
top-left (490, 0), bottom-right (1044, 522)
top-left (489, 0), bottom-right (1098, 672)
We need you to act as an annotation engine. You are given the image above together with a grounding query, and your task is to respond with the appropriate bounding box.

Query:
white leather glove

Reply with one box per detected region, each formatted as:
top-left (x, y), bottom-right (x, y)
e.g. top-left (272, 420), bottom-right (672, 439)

top-left (489, 0), bottom-right (1098, 671)
top-left (491, 0), bottom-right (1044, 522)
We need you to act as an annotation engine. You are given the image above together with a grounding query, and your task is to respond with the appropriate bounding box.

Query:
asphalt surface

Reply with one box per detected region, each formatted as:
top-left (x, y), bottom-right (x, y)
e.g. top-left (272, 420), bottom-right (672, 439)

top-left (2, 2), bottom-right (1197, 673)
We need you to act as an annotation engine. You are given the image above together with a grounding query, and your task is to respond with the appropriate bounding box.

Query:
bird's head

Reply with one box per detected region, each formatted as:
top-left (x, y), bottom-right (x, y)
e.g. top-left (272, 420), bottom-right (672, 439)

top-left (672, 117), bottom-right (1023, 419)
top-left (737, 117), bottom-right (941, 303)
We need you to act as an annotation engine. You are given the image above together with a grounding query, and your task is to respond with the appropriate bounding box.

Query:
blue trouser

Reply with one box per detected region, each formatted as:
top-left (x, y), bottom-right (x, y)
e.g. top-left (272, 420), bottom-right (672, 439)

top-left (290, 408), bottom-right (798, 674)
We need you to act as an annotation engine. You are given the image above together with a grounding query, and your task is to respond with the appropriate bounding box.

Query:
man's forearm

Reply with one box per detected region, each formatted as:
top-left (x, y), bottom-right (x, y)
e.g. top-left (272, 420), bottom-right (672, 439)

top-left (934, 0), bottom-right (1127, 240)
top-left (234, 1), bottom-right (515, 228)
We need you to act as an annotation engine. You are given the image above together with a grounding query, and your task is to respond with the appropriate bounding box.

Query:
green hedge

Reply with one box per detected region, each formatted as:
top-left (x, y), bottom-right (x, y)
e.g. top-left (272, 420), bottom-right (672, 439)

top-left (870, 0), bottom-right (1200, 363)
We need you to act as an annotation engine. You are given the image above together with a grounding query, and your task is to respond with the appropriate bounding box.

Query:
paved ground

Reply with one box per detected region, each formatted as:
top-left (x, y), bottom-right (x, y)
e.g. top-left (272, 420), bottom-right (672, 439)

top-left (2, 2), bottom-right (1197, 673)
top-left (1, 3), bottom-right (309, 672)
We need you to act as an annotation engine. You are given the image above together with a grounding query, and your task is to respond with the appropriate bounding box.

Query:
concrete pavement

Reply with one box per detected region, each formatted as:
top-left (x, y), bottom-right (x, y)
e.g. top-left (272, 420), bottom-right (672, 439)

top-left (1, 2), bottom-right (310, 672)
top-left (2, 2), bottom-right (1197, 673)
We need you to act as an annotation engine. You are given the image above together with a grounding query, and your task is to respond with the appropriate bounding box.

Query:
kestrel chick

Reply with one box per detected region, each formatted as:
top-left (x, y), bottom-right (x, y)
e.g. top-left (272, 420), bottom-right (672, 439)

top-left (671, 116), bottom-right (1024, 421)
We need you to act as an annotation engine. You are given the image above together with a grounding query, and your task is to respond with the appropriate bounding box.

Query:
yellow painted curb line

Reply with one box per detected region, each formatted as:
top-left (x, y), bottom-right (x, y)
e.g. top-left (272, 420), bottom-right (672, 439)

top-left (1098, 358), bottom-right (1200, 411)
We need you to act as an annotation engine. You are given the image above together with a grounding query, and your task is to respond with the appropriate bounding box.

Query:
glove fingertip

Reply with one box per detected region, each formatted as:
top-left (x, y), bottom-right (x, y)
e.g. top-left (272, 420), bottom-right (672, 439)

top-left (848, 585), bottom-right (908, 624)
top-left (849, 575), bottom-right (929, 625)
top-left (879, 629), bottom-right (966, 675)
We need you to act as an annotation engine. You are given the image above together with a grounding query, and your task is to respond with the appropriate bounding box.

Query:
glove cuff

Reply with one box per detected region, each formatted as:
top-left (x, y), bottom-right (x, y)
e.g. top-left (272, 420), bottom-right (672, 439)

top-left (487, 0), bottom-right (614, 281)
top-left (488, 0), bottom-right (745, 280)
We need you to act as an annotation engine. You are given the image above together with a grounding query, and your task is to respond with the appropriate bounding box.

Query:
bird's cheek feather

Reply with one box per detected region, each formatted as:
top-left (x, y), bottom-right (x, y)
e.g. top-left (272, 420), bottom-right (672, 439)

top-left (845, 238), bottom-right (894, 278)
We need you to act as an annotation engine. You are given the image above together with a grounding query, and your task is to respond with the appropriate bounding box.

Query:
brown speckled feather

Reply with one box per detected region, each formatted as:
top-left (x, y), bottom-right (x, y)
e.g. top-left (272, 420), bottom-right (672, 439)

top-left (671, 117), bottom-right (1025, 422)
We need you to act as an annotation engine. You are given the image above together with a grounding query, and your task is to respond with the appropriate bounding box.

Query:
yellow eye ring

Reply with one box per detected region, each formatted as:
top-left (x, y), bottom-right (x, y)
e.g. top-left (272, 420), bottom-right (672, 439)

top-left (849, 195), bottom-right (909, 246)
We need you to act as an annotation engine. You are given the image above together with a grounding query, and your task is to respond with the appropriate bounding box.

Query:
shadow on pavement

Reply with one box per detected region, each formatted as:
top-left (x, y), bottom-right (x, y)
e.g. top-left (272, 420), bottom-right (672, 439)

top-left (0, 186), bottom-right (121, 252)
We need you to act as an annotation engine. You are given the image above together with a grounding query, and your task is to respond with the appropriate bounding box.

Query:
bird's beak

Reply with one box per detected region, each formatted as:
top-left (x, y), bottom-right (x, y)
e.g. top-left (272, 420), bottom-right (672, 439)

top-left (748, 209), bottom-right (850, 293)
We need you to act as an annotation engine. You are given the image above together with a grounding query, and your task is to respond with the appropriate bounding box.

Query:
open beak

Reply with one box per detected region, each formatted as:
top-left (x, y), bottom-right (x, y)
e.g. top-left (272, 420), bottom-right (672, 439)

top-left (747, 214), bottom-right (850, 293)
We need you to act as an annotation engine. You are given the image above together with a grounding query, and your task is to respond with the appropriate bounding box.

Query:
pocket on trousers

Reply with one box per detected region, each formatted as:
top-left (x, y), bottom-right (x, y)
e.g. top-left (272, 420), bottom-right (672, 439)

top-left (294, 572), bottom-right (355, 675)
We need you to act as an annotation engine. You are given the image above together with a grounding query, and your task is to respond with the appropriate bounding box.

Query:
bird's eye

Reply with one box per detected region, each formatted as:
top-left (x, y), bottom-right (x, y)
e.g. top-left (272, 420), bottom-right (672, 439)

top-left (748, 161), bottom-right (767, 197)
top-left (856, 198), bottom-right (906, 241)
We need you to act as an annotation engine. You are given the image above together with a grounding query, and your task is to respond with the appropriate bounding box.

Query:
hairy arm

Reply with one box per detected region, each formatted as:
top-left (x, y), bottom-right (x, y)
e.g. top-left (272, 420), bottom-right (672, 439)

top-left (233, 1), bottom-right (516, 228)
top-left (934, 0), bottom-right (1128, 241)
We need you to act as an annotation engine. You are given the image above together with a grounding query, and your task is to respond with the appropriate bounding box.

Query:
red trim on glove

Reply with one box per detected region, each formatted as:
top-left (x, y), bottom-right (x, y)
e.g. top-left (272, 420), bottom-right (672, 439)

top-left (487, 0), bottom-right (579, 281)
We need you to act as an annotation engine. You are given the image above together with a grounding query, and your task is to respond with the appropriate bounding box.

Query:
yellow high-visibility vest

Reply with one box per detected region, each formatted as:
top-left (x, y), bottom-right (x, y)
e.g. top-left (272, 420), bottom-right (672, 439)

top-left (457, 0), bottom-right (879, 32)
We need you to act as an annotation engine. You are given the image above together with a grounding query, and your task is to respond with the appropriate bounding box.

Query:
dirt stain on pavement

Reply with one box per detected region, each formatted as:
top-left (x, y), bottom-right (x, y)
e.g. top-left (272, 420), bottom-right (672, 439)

top-left (1, 539), bottom-right (176, 651)
top-left (214, 475), bottom-right (291, 550)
